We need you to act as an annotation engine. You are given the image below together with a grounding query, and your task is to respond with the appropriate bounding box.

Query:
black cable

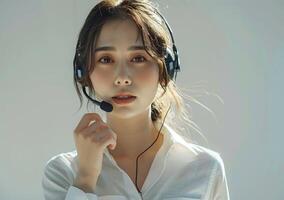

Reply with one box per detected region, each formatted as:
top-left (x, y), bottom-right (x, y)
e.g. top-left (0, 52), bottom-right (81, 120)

top-left (135, 103), bottom-right (172, 198)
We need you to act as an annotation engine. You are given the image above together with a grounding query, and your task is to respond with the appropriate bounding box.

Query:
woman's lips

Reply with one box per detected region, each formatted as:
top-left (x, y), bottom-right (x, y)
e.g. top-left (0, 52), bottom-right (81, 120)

top-left (112, 96), bottom-right (136, 105)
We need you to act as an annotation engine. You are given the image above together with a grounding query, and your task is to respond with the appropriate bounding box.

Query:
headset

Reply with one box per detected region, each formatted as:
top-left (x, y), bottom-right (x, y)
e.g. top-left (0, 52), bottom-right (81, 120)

top-left (73, 10), bottom-right (181, 113)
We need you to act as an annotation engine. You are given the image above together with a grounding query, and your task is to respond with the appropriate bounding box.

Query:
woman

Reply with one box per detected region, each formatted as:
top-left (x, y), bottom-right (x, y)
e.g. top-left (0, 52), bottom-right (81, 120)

top-left (42, 0), bottom-right (230, 199)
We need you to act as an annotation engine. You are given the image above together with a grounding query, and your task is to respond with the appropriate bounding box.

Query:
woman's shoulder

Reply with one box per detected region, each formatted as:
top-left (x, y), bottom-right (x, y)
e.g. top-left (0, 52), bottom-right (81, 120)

top-left (45, 149), bottom-right (77, 163)
top-left (43, 150), bottom-right (78, 175)
top-left (42, 150), bottom-right (78, 192)
top-left (166, 124), bottom-right (225, 169)
top-left (174, 139), bottom-right (226, 174)
top-left (187, 142), bottom-right (223, 162)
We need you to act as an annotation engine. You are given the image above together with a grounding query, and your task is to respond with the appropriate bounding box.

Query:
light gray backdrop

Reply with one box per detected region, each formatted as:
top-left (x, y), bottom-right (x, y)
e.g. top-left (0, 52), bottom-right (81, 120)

top-left (0, 0), bottom-right (283, 199)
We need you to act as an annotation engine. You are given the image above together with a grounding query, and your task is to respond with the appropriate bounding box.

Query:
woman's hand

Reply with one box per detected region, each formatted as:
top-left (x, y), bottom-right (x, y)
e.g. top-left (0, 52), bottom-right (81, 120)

top-left (72, 113), bottom-right (117, 192)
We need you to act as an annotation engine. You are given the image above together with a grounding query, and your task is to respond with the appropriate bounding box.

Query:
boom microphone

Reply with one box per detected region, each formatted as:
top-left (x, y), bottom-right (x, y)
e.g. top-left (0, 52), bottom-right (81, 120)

top-left (82, 86), bottom-right (113, 112)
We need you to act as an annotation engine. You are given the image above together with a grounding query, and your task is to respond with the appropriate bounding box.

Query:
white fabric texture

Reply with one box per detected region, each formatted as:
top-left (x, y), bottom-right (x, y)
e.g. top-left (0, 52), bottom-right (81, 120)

top-left (42, 123), bottom-right (230, 200)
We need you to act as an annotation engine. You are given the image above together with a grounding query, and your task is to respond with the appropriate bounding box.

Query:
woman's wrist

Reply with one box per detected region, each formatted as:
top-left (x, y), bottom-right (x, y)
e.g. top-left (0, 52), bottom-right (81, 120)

top-left (73, 172), bottom-right (99, 193)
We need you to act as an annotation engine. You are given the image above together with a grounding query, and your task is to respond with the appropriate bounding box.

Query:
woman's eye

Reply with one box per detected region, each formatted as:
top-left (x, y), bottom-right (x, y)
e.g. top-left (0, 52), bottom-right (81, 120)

top-left (97, 55), bottom-right (146, 64)
top-left (132, 56), bottom-right (146, 63)
top-left (98, 56), bottom-right (113, 64)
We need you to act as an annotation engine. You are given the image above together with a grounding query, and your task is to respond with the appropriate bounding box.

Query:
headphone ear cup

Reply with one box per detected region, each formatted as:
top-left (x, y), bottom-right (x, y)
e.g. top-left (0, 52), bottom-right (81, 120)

top-left (75, 66), bottom-right (87, 87)
top-left (75, 66), bottom-right (83, 79)
top-left (164, 47), bottom-right (175, 80)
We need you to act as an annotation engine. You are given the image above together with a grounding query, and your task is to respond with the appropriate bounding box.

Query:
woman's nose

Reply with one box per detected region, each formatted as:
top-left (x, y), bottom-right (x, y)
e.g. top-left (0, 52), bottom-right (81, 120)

top-left (114, 78), bottom-right (132, 85)
top-left (114, 65), bottom-right (132, 86)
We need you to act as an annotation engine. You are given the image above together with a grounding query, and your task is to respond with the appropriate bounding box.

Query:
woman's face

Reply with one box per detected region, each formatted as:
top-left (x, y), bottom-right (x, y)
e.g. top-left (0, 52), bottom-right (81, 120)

top-left (90, 19), bottom-right (160, 118)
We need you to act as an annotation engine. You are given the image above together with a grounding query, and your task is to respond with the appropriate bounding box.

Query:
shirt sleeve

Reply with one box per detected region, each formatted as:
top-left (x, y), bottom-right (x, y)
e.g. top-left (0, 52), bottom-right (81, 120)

top-left (207, 154), bottom-right (231, 200)
top-left (41, 156), bottom-right (98, 200)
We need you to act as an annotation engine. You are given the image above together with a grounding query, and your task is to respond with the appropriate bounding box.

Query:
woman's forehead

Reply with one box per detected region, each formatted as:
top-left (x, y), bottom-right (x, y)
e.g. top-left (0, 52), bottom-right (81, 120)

top-left (95, 19), bottom-right (143, 48)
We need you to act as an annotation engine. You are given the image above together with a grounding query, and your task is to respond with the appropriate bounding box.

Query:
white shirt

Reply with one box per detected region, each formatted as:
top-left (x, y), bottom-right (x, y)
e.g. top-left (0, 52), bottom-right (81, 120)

top-left (42, 123), bottom-right (230, 200)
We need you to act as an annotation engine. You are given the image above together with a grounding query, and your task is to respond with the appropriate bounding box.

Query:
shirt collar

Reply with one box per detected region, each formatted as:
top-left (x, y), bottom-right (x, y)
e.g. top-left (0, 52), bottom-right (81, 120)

top-left (103, 121), bottom-right (198, 162)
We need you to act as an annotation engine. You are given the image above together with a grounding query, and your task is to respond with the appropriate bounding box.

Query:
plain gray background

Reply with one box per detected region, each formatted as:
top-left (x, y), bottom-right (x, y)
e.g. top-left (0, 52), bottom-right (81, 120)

top-left (0, 0), bottom-right (283, 199)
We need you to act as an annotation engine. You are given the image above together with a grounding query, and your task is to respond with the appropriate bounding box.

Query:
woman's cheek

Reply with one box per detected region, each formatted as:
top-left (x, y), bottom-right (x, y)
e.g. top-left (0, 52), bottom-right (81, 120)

top-left (136, 66), bottom-right (159, 83)
top-left (136, 72), bottom-right (152, 82)
top-left (92, 67), bottom-right (112, 80)
top-left (91, 69), bottom-right (113, 89)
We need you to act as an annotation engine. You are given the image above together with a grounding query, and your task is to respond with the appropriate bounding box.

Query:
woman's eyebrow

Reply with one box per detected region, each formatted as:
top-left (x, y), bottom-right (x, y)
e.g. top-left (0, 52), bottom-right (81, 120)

top-left (94, 45), bottom-right (145, 53)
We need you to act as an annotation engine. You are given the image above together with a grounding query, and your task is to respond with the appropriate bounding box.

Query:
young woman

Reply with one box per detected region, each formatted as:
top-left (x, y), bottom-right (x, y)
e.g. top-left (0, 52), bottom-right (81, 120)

top-left (42, 0), bottom-right (230, 199)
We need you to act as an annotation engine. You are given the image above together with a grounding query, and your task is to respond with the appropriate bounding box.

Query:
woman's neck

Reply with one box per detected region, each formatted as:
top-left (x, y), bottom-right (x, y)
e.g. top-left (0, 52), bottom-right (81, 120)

top-left (106, 110), bottom-right (161, 159)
